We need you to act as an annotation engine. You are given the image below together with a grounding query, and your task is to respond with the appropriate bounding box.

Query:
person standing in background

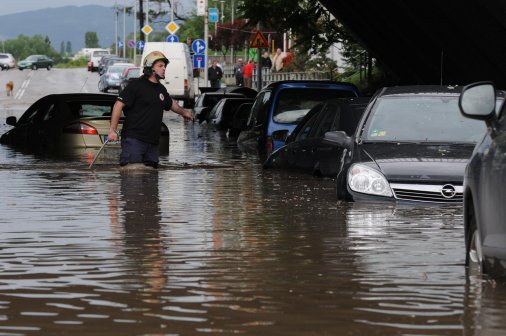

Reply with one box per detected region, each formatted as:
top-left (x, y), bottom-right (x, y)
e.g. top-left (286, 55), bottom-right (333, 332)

top-left (261, 51), bottom-right (272, 71)
top-left (234, 58), bottom-right (244, 87)
top-left (207, 60), bottom-right (223, 88)
top-left (243, 58), bottom-right (254, 88)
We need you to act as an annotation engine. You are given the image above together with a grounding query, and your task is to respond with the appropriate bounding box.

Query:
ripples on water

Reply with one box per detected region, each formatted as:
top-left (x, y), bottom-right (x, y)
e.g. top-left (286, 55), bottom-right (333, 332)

top-left (1, 117), bottom-right (506, 335)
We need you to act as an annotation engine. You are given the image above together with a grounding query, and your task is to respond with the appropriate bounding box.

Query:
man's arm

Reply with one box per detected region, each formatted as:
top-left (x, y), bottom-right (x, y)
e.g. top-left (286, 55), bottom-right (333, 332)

top-left (107, 100), bottom-right (124, 141)
top-left (171, 100), bottom-right (193, 122)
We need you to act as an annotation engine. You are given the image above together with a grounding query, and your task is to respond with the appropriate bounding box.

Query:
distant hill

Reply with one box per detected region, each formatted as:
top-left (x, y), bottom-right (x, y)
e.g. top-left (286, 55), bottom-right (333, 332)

top-left (0, 5), bottom-right (180, 53)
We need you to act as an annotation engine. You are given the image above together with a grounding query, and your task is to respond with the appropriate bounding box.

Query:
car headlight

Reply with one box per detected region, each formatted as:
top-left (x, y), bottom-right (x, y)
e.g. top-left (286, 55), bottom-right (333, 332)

top-left (348, 163), bottom-right (393, 197)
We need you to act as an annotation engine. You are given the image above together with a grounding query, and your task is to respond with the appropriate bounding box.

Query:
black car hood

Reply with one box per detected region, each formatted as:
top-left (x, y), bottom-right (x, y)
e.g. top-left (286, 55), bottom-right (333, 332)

top-left (356, 142), bottom-right (475, 183)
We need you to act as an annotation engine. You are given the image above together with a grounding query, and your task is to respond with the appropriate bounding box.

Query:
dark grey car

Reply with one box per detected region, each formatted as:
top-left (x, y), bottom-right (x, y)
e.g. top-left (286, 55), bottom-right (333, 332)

top-left (459, 81), bottom-right (506, 279)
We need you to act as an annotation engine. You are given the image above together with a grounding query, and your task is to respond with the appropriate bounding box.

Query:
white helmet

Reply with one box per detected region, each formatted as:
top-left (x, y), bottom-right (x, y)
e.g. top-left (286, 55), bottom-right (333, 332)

top-left (143, 51), bottom-right (169, 68)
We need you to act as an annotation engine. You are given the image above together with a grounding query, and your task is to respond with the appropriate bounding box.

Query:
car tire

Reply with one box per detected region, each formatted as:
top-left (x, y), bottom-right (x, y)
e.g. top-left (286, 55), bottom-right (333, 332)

top-left (32, 64), bottom-right (37, 70)
top-left (47, 65), bottom-right (52, 70)
top-left (466, 206), bottom-right (486, 276)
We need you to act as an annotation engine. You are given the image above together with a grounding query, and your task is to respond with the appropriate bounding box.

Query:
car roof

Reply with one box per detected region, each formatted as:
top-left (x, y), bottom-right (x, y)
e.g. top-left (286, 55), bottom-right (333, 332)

top-left (262, 80), bottom-right (360, 91)
top-left (39, 93), bottom-right (118, 101)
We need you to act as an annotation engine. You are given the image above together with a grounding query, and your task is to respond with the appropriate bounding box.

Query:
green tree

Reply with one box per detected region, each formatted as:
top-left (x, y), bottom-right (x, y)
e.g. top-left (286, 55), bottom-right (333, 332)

top-left (66, 41), bottom-right (72, 55)
top-left (85, 32), bottom-right (100, 48)
top-left (60, 41), bottom-right (65, 55)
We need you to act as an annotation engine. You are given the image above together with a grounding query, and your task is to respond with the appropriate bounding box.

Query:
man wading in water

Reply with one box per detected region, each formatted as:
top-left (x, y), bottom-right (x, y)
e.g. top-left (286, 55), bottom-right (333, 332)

top-left (107, 51), bottom-right (193, 168)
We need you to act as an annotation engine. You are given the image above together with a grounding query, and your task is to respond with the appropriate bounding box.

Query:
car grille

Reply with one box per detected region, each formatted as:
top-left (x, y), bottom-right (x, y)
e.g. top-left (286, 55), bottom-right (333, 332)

top-left (390, 183), bottom-right (463, 204)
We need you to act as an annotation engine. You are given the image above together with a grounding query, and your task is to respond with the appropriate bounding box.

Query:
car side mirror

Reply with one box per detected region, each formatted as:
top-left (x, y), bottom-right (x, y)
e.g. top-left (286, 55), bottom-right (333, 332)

top-left (323, 131), bottom-right (353, 149)
top-left (271, 129), bottom-right (289, 142)
top-left (459, 82), bottom-right (496, 121)
top-left (6, 116), bottom-right (17, 126)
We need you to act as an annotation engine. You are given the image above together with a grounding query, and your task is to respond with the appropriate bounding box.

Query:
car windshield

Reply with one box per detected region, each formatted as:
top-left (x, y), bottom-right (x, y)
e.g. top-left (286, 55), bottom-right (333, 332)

top-left (126, 69), bottom-right (141, 79)
top-left (93, 50), bottom-right (109, 57)
top-left (109, 66), bottom-right (126, 74)
top-left (362, 96), bottom-right (489, 143)
top-left (68, 101), bottom-right (114, 118)
top-left (273, 88), bottom-right (356, 124)
top-left (26, 55), bottom-right (38, 61)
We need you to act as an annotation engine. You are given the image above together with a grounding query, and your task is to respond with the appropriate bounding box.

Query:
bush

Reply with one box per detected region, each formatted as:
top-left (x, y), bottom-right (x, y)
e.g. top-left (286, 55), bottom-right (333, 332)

top-left (56, 57), bottom-right (88, 69)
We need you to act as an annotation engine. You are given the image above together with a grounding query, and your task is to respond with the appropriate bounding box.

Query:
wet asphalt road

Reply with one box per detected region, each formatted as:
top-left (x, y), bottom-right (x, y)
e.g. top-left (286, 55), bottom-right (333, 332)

top-left (1, 68), bottom-right (506, 335)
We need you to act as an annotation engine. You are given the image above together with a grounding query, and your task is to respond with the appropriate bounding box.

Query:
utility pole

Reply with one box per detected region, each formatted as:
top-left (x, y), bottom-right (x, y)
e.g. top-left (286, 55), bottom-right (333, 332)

top-left (133, 1), bottom-right (137, 62)
top-left (139, 0), bottom-right (144, 42)
top-left (123, 0), bottom-right (126, 58)
top-left (204, 0), bottom-right (209, 86)
top-left (114, 0), bottom-right (118, 55)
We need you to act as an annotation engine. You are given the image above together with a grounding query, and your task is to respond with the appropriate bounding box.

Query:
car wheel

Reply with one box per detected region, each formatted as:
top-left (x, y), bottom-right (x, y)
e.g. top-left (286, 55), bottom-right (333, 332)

top-left (32, 64), bottom-right (37, 70)
top-left (47, 64), bottom-right (52, 70)
top-left (466, 207), bottom-right (485, 276)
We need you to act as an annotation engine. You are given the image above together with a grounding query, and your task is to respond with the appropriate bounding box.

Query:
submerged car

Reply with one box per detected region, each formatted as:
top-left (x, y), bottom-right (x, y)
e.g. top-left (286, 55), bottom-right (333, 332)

top-left (237, 80), bottom-right (361, 161)
top-left (209, 97), bottom-right (255, 135)
top-left (193, 92), bottom-right (247, 123)
top-left (459, 81), bottom-right (506, 278)
top-left (17, 54), bottom-right (54, 70)
top-left (264, 97), bottom-right (369, 176)
top-left (0, 93), bottom-right (170, 155)
top-left (325, 85), bottom-right (504, 203)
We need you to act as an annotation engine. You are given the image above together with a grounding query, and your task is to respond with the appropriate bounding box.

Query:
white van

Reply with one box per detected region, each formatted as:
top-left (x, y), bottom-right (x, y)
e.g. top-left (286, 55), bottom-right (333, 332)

top-left (88, 48), bottom-right (110, 72)
top-left (140, 42), bottom-right (195, 107)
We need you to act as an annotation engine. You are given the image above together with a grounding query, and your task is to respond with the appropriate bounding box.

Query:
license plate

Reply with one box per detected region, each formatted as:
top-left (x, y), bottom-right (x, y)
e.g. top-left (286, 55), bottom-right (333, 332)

top-left (103, 135), bottom-right (108, 143)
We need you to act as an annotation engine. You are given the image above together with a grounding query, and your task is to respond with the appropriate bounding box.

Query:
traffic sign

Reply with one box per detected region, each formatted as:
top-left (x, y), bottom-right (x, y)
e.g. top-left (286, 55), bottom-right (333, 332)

top-left (209, 8), bottom-right (219, 23)
top-left (167, 35), bottom-right (179, 43)
top-left (192, 39), bottom-right (206, 54)
top-left (193, 54), bottom-right (206, 69)
top-left (165, 21), bottom-right (180, 35)
top-left (117, 41), bottom-right (124, 49)
top-left (142, 24), bottom-right (153, 35)
top-left (136, 40), bottom-right (145, 51)
top-left (127, 39), bottom-right (135, 48)
top-left (250, 31), bottom-right (268, 48)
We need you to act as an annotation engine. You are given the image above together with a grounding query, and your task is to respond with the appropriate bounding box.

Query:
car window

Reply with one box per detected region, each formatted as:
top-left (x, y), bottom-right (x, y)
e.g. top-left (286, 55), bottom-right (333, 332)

top-left (17, 99), bottom-right (52, 125)
top-left (273, 88), bottom-right (356, 124)
top-left (42, 104), bottom-right (57, 121)
top-left (209, 99), bottom-right (225, 119)
top-left (311, 104), bottom-right (339, 138)
top-left (363, 96), bottom-right (487, 143)
top-left (126, 69), bottom-right (141, 79)
top-left (295, 110), bottom-right (321, 141)
top-left (67, 101), bottom-right (114, 118)
top-left (248, 91), bottom-right (271, 128)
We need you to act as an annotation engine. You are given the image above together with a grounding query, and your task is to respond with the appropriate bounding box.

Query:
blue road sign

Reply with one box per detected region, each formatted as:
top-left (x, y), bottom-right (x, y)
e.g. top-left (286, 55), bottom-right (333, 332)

top-left (117, 41), bottom-right (124, 49)
top-left (136, 40), bottom-right (145, 51)
top-left (192, 39), bottom-right (206, 54)
top-left (127, 39), bottom-right (136, 48)
top-left (209, 8), bottom-right (219, 23)
top-left (167, 35), bottom-right (179, 43)
top-left (193, 54), bottom-right (206, 69)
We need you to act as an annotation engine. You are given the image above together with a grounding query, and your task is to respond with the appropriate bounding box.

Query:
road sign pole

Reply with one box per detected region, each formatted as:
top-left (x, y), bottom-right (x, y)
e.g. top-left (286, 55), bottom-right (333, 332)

top-left (204, 2), bottom-right (209, 86)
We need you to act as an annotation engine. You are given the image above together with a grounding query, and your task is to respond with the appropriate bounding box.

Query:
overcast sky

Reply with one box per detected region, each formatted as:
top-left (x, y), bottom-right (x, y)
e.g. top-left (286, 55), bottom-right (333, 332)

top-left (0, 0), bottom-right (122, 16)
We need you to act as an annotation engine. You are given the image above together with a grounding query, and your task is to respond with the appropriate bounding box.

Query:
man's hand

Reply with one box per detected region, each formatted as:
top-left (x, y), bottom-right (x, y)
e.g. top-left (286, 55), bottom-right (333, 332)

top-left (107, 129), bottom-right (119, 142)
top-left (181, 109), bottom-right (193, 122)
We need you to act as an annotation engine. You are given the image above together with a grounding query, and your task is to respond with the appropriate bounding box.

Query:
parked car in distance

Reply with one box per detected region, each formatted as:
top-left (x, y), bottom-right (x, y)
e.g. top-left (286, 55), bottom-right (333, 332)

top-left (17, 55), bottom-right (54, 70)
top-left (458, 81), bottom-right (506, 278)
top-left (119, 66), bottom-right (141, 92)
top-left (0, 93), bottom-right (170, 155)
top-left (264, 97), bottom-right (370, 176)
top-left (0, 53), bottom-right (16, 70)
top-left (193, 92), bottom-right (247, 123)
top-left (209, 97), bottom-right (255, 135)
top-left (325, 85), bottom-right (505, 203)
top-left (98, 63), bottom-right (135, 92)
top-left (99, 57), bottom-right (129, 75)
top-left (237, 80), bottom-right (361, 161)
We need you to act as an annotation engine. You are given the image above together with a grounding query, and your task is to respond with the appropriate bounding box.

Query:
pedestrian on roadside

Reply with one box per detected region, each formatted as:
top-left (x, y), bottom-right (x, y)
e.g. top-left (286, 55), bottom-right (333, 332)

top-left (261, 51), bottom-right (272, 70)
top-left (207, 60), bottom-right (223, 88)
top-left (234, 58), bottom-right (244, 86)
top-left (107, 51), bottom-right (193, 169)
top-left (243, 58), bottom-right (254, 88)
top-left (272, 48), bottom-right (284, 72)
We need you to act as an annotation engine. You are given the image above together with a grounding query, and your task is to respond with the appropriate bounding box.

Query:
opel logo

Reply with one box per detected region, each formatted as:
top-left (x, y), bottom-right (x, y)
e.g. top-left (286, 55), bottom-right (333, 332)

top-left (441, 184), bottom-right (457, 199)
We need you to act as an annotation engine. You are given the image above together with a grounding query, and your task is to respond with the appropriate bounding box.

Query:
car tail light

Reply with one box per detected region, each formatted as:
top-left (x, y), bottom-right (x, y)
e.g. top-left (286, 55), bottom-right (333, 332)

top-left (63, 122), bottom-right (99, 135)
top-left (184, 79), bottom-right (188, 91)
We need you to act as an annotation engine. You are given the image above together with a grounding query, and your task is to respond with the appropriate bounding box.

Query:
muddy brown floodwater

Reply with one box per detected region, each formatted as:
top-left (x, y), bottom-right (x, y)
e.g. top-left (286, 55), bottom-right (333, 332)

top-left (1, 115), bottom-right (506, 336)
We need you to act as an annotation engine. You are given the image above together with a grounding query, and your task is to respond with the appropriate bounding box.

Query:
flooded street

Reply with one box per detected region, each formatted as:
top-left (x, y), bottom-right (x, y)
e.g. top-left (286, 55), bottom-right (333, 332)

top-left (1, 71), bottom-right (506, 335)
